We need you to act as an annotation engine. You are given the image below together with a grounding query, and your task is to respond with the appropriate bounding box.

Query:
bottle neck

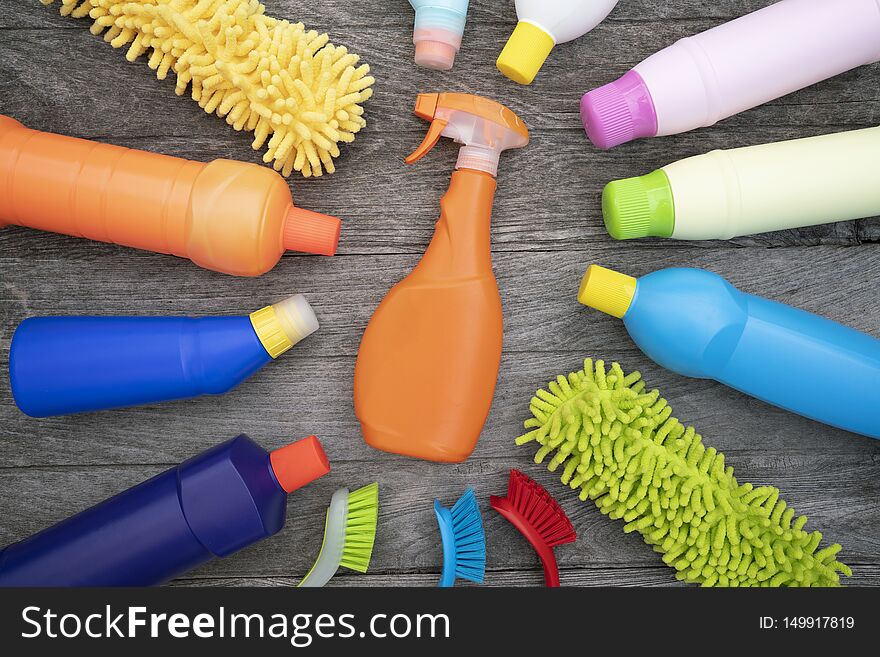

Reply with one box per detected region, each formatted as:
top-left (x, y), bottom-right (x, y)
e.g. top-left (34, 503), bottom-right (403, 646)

top-left (411, 169), bottom-right (498, 280)
top-left (456, 146), bottom-right (501, 177)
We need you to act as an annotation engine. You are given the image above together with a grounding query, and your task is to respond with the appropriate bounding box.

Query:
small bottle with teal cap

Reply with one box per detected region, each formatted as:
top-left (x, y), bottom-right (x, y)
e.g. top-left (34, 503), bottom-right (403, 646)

top-left (408, 0), bottom-right (470, 70)
top-left (9, 294), bottom-right (319, 417)
top-left (578, 265), bottom-right (880, 439)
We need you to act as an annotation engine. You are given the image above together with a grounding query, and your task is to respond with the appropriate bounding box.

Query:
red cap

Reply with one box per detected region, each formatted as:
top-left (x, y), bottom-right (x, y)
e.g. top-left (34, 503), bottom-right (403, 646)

top-left (283, 206), bottom-right (341, 256)
top-left (270, 435), bottom-right (330, 493)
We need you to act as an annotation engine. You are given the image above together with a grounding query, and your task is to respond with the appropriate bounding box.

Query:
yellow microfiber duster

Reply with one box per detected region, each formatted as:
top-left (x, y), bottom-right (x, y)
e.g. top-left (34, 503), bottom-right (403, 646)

top-left (517, 358), bottom-right (852, 587)
top-left (43, 0), bottom-right (375, 177)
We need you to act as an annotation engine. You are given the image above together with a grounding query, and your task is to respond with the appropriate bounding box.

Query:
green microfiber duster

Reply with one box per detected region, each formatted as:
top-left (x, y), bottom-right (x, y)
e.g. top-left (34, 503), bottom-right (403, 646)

top-left (516, 358), bottom-right (851, 587)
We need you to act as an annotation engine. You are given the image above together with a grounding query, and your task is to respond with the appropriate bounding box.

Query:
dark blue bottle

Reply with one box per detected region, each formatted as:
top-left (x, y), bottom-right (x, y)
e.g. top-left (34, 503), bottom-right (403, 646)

top-left (0, 434), bottom-right (329, 586)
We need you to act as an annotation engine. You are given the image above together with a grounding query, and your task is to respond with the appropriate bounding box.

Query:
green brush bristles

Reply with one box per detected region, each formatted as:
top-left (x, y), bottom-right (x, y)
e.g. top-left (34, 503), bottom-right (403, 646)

top-left (516, 359), bottom-right (852, 587)
top-left (340, 482), bottom-right (379, 573)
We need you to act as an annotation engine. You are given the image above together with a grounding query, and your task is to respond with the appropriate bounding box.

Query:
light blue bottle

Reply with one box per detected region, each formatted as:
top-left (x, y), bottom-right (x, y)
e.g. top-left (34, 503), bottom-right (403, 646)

top-left (578, 265), bottom-right (880, 439)
top-left (408, 0), bottom-right (470, 70)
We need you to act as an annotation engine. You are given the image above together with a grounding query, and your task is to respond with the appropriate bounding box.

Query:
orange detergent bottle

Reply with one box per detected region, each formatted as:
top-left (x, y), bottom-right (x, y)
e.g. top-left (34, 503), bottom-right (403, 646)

top-left (0, 115), bottom-right (340, 277)
top-left (354, 93), bottom-right (529, 462)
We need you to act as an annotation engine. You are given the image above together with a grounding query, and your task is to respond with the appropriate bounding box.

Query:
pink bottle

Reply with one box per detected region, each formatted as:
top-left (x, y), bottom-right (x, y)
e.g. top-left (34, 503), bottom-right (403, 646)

top-left (581, 0), bottom-right (880, 149)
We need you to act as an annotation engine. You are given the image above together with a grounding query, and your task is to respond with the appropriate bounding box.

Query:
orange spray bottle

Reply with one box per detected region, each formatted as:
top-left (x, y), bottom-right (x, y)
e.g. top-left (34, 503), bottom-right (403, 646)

top-left (0, 115), bottom-right (340, 276)
top-left (354, 93), bottom-right (529, 462)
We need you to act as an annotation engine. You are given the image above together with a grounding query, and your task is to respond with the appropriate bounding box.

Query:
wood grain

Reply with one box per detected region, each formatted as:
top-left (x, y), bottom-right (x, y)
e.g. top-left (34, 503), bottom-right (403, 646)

top-left (1, 0), bottom-right (878, 587)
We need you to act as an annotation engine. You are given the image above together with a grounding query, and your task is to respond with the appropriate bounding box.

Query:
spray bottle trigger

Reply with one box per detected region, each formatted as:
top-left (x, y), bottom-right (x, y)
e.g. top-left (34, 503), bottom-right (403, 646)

top-left (405, 119), bottom-right (449, 164)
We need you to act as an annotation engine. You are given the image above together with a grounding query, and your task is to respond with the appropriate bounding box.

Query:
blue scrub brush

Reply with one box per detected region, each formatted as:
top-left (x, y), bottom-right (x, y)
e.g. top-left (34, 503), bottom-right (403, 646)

top-left (434, 488), bottom-right (486, 587)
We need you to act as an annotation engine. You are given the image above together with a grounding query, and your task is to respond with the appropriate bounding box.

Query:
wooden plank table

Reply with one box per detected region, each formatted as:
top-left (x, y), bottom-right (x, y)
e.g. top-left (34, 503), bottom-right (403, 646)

top-left (1, 0), bottom-right (878, 587)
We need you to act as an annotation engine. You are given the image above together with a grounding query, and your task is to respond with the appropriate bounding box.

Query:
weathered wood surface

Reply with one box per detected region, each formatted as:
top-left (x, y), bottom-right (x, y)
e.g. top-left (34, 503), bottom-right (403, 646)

top-left (1, 0), bottom-right (878, 587)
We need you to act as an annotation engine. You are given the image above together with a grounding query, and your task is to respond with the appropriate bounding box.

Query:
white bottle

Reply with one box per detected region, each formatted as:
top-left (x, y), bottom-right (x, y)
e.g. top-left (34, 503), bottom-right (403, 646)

top-left (497, 0), bottom-right (620, 85)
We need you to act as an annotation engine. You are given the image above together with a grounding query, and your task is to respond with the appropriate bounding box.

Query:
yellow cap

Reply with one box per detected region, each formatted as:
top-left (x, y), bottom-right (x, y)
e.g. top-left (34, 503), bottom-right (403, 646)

top-left (578, 265), bottom-right (637, 318)
top-left (496, 21), bottom-right (555, 85)
top-left (250, 294), bottom-right (320, 359)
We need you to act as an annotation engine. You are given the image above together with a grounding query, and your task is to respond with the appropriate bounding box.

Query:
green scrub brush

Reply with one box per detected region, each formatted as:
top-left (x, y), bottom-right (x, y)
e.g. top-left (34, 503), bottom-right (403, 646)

top-left (299, 482), bottom-right (379, 587)
top-left (516, 358), bottom-right (851, 587)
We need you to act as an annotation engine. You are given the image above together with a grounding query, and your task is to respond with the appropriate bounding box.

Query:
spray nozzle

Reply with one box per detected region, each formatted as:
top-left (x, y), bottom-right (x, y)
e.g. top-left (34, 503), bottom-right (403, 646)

top-left (405, 93), bottom-right (529, 177)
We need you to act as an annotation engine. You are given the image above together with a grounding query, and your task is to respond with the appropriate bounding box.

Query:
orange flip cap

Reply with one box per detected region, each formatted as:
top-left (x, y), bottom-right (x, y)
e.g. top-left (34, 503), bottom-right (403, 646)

top-left (415, 93), bottom-right (440, 121)
top-left (413, 92), bottom-right (527, 135)
top-left (270, 435), bottom-right (331, 493)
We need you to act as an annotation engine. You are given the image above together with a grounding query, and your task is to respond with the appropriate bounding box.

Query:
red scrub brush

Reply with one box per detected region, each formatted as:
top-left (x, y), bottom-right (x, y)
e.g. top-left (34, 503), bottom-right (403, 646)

top-left (490, 469), bottom-right (576, 587)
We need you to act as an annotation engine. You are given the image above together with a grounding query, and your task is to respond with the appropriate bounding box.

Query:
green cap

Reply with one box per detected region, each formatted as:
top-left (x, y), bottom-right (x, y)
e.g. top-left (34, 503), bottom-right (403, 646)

top-left (602, 169), bottom-right (675, 240)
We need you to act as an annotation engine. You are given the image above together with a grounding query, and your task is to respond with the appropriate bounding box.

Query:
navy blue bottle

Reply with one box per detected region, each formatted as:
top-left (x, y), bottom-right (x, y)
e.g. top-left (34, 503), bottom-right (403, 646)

top-left (0, 434), bottom-right (329, 586)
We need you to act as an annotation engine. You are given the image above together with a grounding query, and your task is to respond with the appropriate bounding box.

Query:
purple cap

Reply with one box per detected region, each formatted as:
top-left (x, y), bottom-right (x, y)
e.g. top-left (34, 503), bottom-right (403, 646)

top-left (580, 70), bottom-right (658, 150)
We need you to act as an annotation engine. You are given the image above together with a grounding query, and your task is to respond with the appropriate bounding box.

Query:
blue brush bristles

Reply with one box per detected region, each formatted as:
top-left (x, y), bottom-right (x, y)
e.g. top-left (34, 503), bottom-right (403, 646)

top-left (434, 488), bottom-right (486, 587)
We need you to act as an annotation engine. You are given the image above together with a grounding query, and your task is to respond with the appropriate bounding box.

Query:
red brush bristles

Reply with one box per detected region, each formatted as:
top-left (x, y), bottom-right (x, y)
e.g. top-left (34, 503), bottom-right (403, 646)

top-left (506, 470), bottom-right (576, 548)
top-left (490, 469), bottom-right (576, 586)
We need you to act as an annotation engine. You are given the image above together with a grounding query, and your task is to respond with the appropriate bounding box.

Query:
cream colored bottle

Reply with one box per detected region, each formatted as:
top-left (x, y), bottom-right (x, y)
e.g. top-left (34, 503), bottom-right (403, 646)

top-left (602, 126), bottom-right (880, 240)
